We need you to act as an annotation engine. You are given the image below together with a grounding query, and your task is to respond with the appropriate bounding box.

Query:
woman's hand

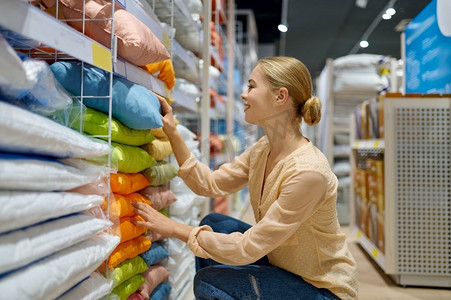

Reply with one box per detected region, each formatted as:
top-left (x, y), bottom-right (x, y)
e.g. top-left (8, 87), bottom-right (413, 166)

top-left (152, 92), bottom-right (177, 135)
top-left (131, 201), bottom-right (194, 242)
top-left (131, 201), bottom-right (174, 238)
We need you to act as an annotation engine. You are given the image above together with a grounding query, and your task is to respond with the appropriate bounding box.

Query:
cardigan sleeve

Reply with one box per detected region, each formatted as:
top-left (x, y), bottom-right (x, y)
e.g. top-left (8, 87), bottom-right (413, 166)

top-left (177, 139), bottom-right (264, 197)
top-left (187, 170), bottom-right (328, 265)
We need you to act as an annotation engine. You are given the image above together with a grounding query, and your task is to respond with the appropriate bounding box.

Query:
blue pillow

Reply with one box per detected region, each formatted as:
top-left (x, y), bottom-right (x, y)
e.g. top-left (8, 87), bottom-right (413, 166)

top-left (139, 243), bottom-right (169, 266)
top-left (149, 283), bottom-right (171, 300)
top-left (50, 61), bottom-right (163, 130)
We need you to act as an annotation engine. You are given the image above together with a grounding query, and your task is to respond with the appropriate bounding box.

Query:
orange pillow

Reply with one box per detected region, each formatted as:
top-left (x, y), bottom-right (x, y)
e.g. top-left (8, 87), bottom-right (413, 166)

top-left (110, 173), bottom-right (150, 195)
top-left (119, 216), bottom-right (147, 243)
top-left (112, 193), bottom-right (151, 218)
top-left (41, 0), bottom-right (170, 66)
top-left (141, 59), bottom-right (176, 90)
top-left (102, 236), bottom-right (151, 271)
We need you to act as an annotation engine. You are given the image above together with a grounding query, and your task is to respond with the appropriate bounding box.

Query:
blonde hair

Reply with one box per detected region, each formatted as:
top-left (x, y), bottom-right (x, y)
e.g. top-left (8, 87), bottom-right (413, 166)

top-left (257, 56), bottom-right (321, 125)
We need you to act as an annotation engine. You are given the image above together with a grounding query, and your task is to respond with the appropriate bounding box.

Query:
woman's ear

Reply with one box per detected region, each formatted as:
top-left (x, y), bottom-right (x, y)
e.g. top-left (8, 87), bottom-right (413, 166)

top-left (275, 87), bottom-right (289, 104)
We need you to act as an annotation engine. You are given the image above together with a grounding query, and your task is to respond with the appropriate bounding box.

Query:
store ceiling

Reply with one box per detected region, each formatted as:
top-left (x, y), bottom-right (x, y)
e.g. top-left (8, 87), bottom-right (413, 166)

top-left (235, 0), bottom-right (431, 78)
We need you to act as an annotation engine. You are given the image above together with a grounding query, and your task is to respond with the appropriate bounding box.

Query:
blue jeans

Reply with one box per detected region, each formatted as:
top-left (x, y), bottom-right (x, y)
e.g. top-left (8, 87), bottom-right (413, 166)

top-left (193, 213), bottom-right (340, 300)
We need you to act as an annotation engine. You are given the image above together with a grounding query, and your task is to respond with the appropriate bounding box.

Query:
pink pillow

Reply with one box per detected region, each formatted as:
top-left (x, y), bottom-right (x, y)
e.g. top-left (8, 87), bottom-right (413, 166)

top-left (138, 265), bottom-right (170, 299)
top-left (128, 292), bottom-right (144, 300)
top-left (41, 0), bottom-right (170, 66)
top-left (144, 230), bottom-right (164, 243)
top-left (139, 186), bottom-right (177, 211)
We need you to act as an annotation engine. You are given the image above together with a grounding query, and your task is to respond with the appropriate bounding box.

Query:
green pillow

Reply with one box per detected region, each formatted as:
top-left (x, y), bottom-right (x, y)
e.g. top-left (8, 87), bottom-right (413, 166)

top-left (109, 274), bottom-right (145, 300)
top-left (142, 161), bottom-right (178, 186)
top-left (91, 142), bottom-right (157, 173)
top-left (109, 256), bottom-right (148, 288)
top-left (80, 108), bottom-right (155, 146)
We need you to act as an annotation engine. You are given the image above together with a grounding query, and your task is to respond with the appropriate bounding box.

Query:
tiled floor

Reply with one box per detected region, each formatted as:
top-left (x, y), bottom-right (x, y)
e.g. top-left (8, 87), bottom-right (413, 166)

top-left (240, 203), bottom-right (451, 300)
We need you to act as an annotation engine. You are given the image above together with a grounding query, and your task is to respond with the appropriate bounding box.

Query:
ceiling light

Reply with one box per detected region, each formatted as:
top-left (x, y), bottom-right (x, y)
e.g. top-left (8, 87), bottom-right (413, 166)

top-left (360, 40), bottom-right (369, 48)
top-left (386, 8), bottom-right (396, 15)
top-left (382, 13), bottom-right (392, 20)
top-left (278, 24), bottom-right (288, 33)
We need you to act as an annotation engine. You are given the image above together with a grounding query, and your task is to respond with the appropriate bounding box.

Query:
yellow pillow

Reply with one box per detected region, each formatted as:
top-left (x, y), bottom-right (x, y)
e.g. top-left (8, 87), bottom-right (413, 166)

top-left (142, 137), bottom-right (173, 161)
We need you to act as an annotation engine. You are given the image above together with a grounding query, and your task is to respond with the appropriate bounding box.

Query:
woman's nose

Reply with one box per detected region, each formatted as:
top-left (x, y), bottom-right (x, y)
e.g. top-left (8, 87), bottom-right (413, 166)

top-left (241, 91), bottom-right (246, 100)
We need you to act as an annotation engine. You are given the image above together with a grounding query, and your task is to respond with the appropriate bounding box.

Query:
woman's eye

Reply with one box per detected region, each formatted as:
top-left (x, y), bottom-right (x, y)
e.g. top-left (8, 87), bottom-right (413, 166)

top-left (247, 84), bottom-right (253, 89)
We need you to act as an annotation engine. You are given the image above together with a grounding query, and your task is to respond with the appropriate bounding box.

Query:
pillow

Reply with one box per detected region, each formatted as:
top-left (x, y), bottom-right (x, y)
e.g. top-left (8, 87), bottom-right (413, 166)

top-left (91, 142), bottom-right (157, 174)
top-left (110, 173), bottom-right (150, 195)
top-left (50, 61), bottom-right (163, 130)
top-left (80, 108), bottom-right (155, 146)
top-left (139, 186), bottom-right (177, 211)
top-left (149, 283), bottom-right (171, 300)
top-left (138, 265), bottom-right (170, 299)
top-left (110, 274), bottom-right (145, 300)
top-left (0, 55), bottom-right (73, 116)
top-left (0, 101), bottom-right (110, 159)
top-left (141, 59), bottom-right (175, 89)
top-left (41, 0), bottom-right (170, 66)
top-left (333, 54), bottom-right (386, 69)
top-left (0, 234), bottom-right (120, 300)
top-left (0, 33), bottom-right (28, 91)
top-left (108, 193), bottom-right (151, 219)
top-left (119, 216), bottom-right (147, 243)
top-left (144, 230), bottom-right (165, 243)
top-left (58, 272), bottom-right (113, 300)
top-left (142, 137), bottom-right (173, 161)
top-left (0, 191), bottom-right (103, 234)
top-left (109, 256), bottom-right (148, 288)
top-left (104, 236), bottom-right (151, 270)
top-left (0, 213), bottom-right (111, 275)
top-left (150, 127), bottom-right (167, 139)
top-left (139, 243), bottom-right (169, 267)
top-left (142, 161), bottom-right (178, 186)
top-left (127, 292), bottom-right (144, 300)
top-left (0, 153), bottom-right (102, 192)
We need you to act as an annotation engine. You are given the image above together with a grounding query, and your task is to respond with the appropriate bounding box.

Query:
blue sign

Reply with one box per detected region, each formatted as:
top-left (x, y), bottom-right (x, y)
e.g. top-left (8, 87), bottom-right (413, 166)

top-left (404, 0), bottom-right (451, 94)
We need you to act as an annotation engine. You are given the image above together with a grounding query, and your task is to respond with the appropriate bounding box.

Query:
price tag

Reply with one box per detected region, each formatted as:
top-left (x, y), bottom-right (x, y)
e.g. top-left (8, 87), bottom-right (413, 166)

top-left (356, 231), bottom-right (362, 238)
top-left (374, 139), bottom-right (380, 148)
top-left (371, 248), bottom-right (379, 258)
top-left (92, 42), bottom-right (112, 72)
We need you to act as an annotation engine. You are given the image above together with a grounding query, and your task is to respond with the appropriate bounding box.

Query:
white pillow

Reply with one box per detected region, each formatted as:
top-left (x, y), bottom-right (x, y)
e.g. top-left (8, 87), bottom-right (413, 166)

top-left (0, 101), bottom-right (110, 159)
top-left (0, 213), bottom-right (112, 274)
top-left (0, 191), bottom-right (104, 234)
top-left (333, 54), bottom-right (386, 69)
top-left (57, 272), bottom-right (113, 300)
top-left (0, 154), bottom-right (102, 191)
top-left (0, 234), bottom-right (120, 300)
top-left (0, 34), bottom-right (29, 91)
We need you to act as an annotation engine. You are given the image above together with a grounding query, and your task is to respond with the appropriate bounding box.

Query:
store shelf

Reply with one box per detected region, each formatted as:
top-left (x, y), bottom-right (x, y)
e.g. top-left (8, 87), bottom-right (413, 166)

top-left (352, 227), bottom-right (386, 271)
top-left (352, 139), bottom-right (385, 150)
top-left (113, 58), bottom-right (167, 96)
top-left (0, 0), bottom-right (112, 72)
top-left (154, 0), bottom-right (201, 35)
top-left (172, 88), bottom-right (198, 113)
top-left (172, 39), bottom-right (197, 74)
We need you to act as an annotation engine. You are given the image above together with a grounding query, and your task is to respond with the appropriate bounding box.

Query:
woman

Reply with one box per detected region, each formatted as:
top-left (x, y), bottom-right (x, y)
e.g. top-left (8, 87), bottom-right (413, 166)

top-left (132, 56), bottom-right (358, 299)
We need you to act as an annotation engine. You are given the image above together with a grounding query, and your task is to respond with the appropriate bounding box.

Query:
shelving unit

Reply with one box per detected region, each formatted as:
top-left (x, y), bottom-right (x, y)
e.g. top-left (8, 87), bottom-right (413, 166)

top-left (350, 94), bottom-right (451, 288)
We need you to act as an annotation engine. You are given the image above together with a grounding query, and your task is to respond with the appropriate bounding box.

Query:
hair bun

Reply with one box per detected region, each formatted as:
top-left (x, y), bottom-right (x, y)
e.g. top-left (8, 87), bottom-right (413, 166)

top-left (301, 96), bottom-right (322, 126)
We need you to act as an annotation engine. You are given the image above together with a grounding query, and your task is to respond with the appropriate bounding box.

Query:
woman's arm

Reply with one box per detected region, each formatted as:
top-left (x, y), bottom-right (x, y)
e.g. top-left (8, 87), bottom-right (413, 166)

top-left (155, 92), bottom-right (250, 197)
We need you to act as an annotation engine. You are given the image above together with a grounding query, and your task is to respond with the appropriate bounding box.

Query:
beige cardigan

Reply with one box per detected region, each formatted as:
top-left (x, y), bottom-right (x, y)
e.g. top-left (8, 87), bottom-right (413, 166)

top-left (179, 136), bottom-right (358, 299)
